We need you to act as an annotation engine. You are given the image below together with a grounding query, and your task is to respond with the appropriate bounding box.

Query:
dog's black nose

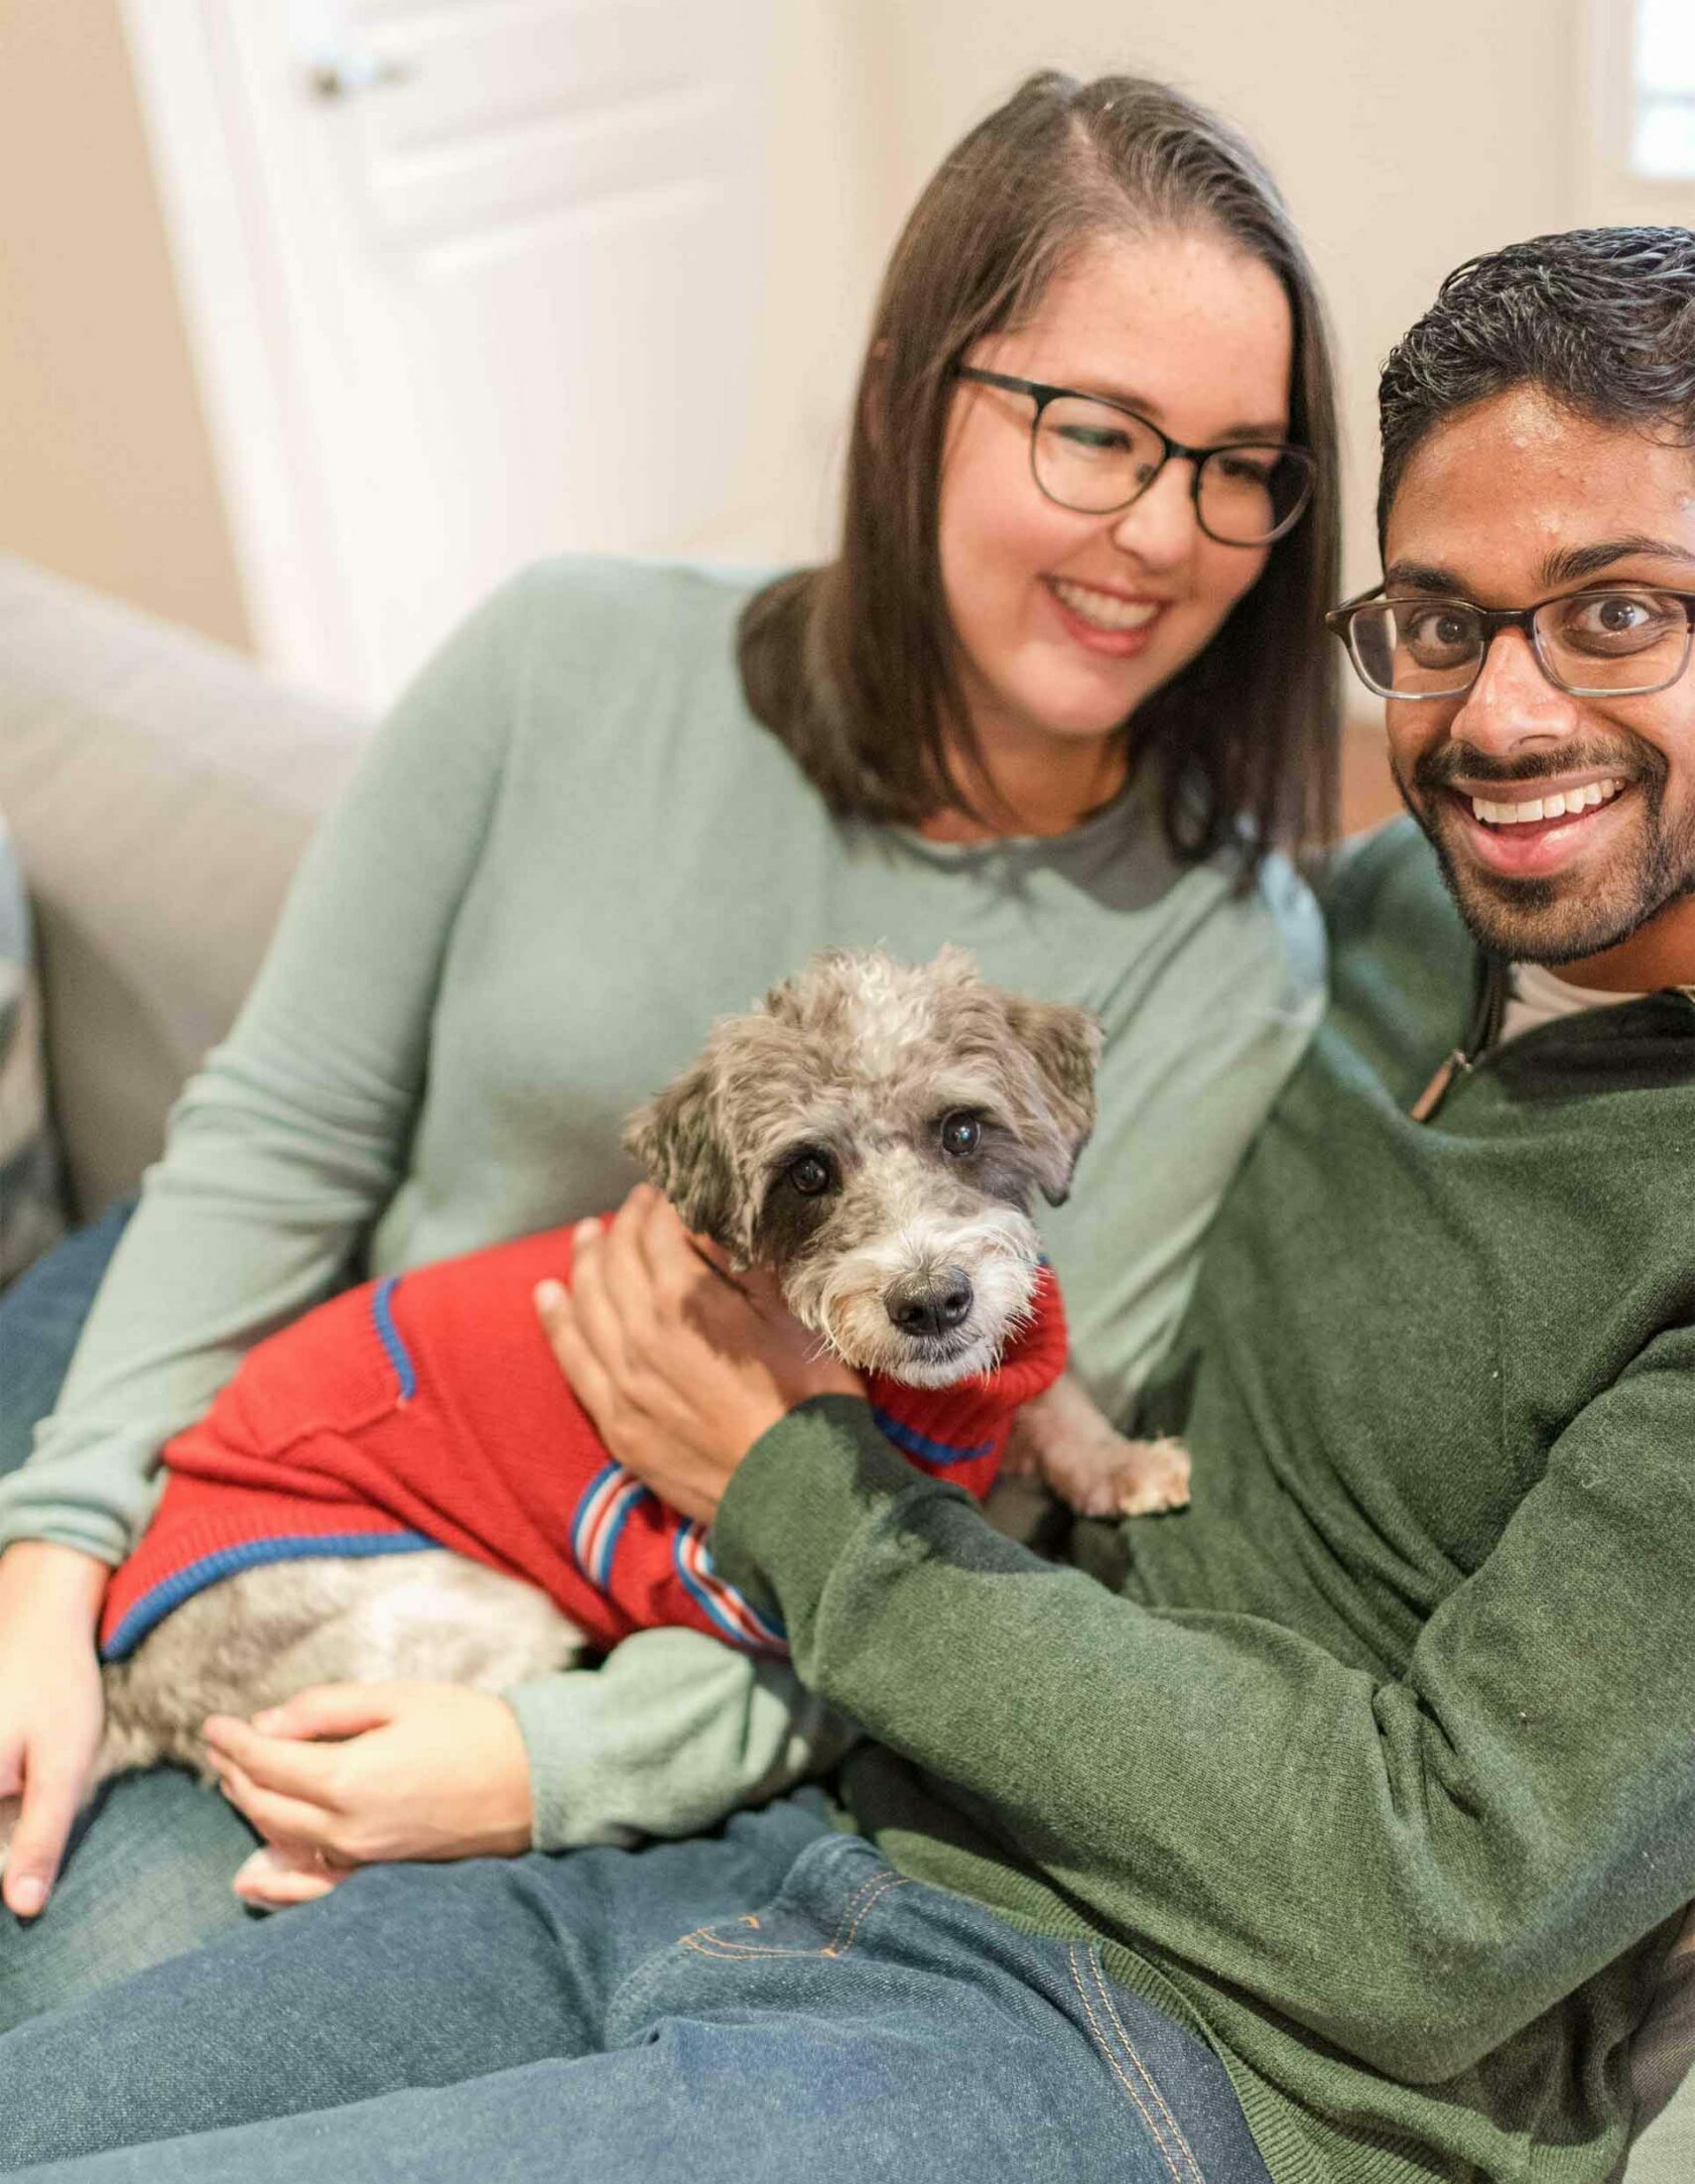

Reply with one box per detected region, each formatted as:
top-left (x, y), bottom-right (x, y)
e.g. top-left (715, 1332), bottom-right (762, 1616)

top-left (886, 1269), bottom-right (974, 1340)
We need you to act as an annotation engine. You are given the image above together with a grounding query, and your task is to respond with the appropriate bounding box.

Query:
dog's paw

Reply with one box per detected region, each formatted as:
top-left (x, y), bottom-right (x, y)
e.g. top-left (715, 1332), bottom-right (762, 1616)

top-left (1105, 1435), bottom-right (1192, 1516)
top-left (1045, 1432), bottom-right (1192, 1519)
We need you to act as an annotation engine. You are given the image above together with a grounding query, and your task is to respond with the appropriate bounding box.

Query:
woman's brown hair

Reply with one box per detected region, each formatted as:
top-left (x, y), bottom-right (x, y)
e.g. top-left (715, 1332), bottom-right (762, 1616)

top-left (737, 71), bottom-right (1341, 867)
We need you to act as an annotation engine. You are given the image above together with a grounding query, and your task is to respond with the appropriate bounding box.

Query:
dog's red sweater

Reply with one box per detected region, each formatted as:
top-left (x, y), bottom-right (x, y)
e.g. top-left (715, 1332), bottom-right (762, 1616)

top-left (100, 1226), bottom-right (1067, 1664)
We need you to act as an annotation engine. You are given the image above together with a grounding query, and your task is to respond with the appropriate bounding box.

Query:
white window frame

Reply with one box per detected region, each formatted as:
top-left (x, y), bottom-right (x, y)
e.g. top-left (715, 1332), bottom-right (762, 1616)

top-left (1578, 0), bottom-right (1695, 219)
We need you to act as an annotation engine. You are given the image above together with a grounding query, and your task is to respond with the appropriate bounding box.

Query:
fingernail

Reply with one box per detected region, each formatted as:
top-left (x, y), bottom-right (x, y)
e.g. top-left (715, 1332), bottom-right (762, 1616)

top-left (11, 1876), bottom-right (46, 1918)
top-left (535, 1278), bottom-right (567, 1312)
top-left (574, 1216), bottom-right (604, 1241)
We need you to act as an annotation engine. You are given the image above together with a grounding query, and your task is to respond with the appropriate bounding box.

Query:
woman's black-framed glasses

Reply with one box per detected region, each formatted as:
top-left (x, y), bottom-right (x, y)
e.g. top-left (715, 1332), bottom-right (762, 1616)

top-left (1325, 584), bottom-right (1695, 701)
top-left (952, 365), bottom-right (1315, 548)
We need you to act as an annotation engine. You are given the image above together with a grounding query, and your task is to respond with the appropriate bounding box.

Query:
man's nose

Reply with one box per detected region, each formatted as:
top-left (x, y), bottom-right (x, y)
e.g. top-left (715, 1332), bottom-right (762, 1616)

top-left (1108, 459), bottom-right (1199, 568)
top-left (1442, 626), bottom-right (1585, 760)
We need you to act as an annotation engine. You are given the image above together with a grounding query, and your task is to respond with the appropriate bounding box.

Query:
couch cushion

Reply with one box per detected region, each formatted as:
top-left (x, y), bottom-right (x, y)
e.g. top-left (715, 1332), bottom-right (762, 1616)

top-left (0, 807), bottom-right (65, 1282)
top-left (0, 559), bottom-right (365, 1217)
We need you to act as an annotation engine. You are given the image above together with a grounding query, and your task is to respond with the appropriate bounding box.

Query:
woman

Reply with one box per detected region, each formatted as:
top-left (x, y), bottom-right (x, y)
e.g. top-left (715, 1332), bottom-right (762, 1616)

top-left (0, 64), bottom-right (1332, 2146)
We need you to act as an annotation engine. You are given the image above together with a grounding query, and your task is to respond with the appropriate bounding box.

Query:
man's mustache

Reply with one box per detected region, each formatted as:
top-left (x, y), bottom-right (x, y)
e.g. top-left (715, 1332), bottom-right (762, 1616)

top-left (1410, 740), bottom-right (1661, 796)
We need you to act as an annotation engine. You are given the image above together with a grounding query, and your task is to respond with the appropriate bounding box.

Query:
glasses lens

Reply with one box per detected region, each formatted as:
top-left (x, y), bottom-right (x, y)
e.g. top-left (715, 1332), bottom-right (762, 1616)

top-left (1196, 446), bottom-right (1314, 545)
top-left (1032, 396), bottom-right (1166, 514)
top-left (1535, 589), bottom-right (1693, 695)
top-left (1347, 600), bottom-right (1482, 698)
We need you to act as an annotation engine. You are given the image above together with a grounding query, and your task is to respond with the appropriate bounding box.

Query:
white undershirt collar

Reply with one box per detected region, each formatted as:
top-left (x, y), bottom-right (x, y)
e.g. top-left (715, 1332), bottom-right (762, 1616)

top-left (1499, 962), bottom-right (1646, 1046)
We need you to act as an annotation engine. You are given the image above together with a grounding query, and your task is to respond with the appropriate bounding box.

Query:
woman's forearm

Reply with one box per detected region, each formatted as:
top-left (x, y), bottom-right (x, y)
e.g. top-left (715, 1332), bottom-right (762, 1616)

top-left (505, 1626), bottom-right (856, 1853)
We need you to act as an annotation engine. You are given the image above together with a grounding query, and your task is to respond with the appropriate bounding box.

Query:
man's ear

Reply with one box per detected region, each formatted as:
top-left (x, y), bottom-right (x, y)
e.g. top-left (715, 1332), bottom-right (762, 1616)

top-left (1003, 998), bottom-right (1103, 1206)
top-left (621, 1064), bottom-right (746, 1259)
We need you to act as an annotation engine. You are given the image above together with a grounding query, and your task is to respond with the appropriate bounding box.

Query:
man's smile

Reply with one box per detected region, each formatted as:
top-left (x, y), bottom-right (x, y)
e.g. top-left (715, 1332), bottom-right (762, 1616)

top-left (1462, 774), bottom-right (1626, 827)
top-left (1433, 769), bottom-right (1638, 882)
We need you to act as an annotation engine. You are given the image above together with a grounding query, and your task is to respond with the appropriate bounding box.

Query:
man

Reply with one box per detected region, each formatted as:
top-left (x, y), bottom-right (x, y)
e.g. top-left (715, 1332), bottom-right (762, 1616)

top-left (1, 227), bottom-right (1692, 2184)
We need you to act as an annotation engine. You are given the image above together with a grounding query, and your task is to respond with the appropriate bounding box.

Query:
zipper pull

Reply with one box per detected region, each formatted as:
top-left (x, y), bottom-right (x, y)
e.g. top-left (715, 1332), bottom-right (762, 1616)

top-left (1410, 1048), bottom-right (1470, 1123)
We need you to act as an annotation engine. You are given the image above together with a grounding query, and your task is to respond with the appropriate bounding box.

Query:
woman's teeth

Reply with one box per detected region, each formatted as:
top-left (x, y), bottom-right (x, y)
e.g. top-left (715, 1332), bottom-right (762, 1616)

top-left (1469, 777), bottom-right (1625, 827)
top-left (1050, 579), bottom-right (1161, 632)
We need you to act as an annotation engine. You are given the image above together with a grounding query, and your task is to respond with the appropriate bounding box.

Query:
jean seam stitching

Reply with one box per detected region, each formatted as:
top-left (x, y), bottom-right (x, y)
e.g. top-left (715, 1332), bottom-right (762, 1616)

top-left (679, 1868), bottom-right (911, 1961)
top-left (1067, 1944), bottom-right (1189, 2184)
top-left (1087, 1947), bottom-right (1207, 2184)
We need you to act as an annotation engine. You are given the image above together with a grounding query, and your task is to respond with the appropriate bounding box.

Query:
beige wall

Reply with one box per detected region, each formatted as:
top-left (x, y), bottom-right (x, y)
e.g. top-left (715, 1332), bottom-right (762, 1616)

top-left (0, 1), bottom-right (1604, 692)
top-left (0, 1), bottom-right (249, 649)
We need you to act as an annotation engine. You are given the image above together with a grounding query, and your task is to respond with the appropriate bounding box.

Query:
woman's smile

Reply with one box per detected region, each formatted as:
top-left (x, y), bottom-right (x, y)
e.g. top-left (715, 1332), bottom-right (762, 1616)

top-left (1043, 576), bottom-right (1170, 655)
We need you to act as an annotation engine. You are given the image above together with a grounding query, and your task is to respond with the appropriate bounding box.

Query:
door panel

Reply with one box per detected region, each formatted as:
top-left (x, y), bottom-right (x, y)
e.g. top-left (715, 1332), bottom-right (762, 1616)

top-left (124, 0), bottom-right (862, 707)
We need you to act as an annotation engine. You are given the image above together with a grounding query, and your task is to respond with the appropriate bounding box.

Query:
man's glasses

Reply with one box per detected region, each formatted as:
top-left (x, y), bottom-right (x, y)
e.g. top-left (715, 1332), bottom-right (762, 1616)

top-left (953, 366), bottom-right (1315, 549)
top-left (1326, 584), bottom-right (1695, 702)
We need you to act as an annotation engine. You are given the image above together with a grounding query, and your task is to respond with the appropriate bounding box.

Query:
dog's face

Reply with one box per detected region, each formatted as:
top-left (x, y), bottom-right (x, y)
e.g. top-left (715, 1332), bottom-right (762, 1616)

top-left (624, 948), bottom-right (1099, 1385)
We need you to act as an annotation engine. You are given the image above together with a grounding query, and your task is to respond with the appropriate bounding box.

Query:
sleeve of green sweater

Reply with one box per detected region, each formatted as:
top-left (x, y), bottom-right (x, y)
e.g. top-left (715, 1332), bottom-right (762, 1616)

top-left (0, 574), bottom-right (533, 1564)
top-left (710, 1350), bottom-right (1695, 2085)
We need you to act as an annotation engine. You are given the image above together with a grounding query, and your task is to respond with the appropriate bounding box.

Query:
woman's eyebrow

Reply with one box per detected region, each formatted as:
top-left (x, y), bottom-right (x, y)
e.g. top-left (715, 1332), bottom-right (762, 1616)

top-left (1537, 536), bottom-right (1695, 585)
top-left (1069, 380), bottom-right (1288, 440)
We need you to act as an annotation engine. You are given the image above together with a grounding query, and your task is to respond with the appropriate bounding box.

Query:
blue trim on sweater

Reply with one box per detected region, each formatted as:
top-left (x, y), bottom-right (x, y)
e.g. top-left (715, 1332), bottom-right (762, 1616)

top-left (868, 1405), bottom-right (993, 1469)
top-left (370, 1276), bottom-right (417, 1400)
top-left (100, 1531), bottom-right (436, 1662)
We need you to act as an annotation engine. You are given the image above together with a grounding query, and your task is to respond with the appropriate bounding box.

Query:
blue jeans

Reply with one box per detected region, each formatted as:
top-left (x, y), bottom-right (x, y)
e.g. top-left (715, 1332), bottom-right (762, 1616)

top-left (0, 1793), bottom-right (1269, 2183)
top-left (0, 1208), bottom-right (261, 2028)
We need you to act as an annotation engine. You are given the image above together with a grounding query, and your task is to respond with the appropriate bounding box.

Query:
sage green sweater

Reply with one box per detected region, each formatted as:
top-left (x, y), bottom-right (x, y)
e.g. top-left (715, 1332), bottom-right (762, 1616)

top-left (713, 819), bottom-right (1695, 2184)
top-left (0, 556), bottom-right (1323, 1850)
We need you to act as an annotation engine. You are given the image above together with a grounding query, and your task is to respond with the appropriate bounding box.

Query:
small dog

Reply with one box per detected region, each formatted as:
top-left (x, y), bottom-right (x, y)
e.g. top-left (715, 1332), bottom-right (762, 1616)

top-left (4, 949), bottom-right (1187, 1876)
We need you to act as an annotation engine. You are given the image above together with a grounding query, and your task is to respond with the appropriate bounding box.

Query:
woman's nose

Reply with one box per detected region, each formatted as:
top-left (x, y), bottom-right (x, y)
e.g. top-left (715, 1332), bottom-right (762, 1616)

top-left (1107, 459), bottom-right (1200, 568)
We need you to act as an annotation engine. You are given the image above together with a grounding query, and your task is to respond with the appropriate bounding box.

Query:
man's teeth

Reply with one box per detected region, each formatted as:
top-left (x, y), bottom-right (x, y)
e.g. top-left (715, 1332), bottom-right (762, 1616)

top-left (1469, 778), bottom-right (1625, 827)
top-left (1051, 579), bottom-right (1160, 632)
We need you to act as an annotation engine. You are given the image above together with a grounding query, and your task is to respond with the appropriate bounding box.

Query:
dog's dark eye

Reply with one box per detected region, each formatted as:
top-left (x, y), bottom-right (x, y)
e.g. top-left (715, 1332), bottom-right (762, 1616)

top-left (939, 1110), bottom-right (981, 1158)
top-left (787, 1152), bottom-right (834, 1197)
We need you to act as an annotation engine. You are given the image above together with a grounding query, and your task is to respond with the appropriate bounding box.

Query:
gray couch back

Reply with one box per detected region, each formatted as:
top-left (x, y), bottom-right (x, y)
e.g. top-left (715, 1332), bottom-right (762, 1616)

top-left (0, 559), bottom-right (365, 1218)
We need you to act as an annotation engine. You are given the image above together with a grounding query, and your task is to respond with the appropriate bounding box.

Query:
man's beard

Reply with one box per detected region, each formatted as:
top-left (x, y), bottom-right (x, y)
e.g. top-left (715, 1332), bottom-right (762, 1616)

top-left (1394, 735), bottom-right (1695, 964)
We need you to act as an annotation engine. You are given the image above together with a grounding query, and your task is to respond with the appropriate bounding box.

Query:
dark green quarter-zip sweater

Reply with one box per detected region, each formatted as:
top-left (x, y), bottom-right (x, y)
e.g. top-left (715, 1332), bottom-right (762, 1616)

top-left (713, 819), bottom-right (1695, 2184)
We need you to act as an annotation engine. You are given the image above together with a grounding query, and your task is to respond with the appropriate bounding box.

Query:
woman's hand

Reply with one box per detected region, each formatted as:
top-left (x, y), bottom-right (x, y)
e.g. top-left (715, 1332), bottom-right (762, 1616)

top-left (535, 1185), bottom-right (859, 1525)
top-left (202, 1681), bottom-right (533, 1908)
top-left (0, 1541), bottom-right (109, 1918)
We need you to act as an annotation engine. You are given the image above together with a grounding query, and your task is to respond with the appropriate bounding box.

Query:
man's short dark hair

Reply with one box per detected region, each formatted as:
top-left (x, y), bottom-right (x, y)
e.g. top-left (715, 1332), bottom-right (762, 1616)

top-left (1376, 226), bottom-right (1695, 542)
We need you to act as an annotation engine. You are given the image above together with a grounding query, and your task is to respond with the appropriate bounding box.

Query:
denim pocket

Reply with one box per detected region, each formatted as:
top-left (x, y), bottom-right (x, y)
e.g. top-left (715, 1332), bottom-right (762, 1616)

top-left (681, 1841), bottom-right (912, 1964)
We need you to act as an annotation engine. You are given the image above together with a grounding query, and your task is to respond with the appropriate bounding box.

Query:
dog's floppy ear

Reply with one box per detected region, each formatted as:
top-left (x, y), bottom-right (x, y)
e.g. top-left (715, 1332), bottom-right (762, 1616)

top-left (1003, 997), bottom-right (1103, 1206)
top-left (621, 1062), bottom-right (747, 1262)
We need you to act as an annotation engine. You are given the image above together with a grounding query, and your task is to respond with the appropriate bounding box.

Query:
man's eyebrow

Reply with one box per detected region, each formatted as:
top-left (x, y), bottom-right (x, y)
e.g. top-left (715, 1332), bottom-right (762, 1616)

top-left (1381, 561), bottom-right (1465, 594)
top-left (1537, 536), bottom-right (1695, 585)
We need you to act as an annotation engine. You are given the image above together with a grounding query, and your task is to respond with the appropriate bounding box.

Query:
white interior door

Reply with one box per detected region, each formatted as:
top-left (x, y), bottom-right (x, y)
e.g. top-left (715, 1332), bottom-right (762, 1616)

top-left (122, 0), bottom-right (863, 708)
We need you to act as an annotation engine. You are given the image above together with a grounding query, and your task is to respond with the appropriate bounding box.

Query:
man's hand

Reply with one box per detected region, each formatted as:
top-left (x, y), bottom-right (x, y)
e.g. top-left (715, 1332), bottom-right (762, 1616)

top-left (202, 1681), bottom-right (533, 1908)
top-left (535, 1186), bottom-right (858, 1525)
top-left (0, 1542), bottom-right (109, 1918)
